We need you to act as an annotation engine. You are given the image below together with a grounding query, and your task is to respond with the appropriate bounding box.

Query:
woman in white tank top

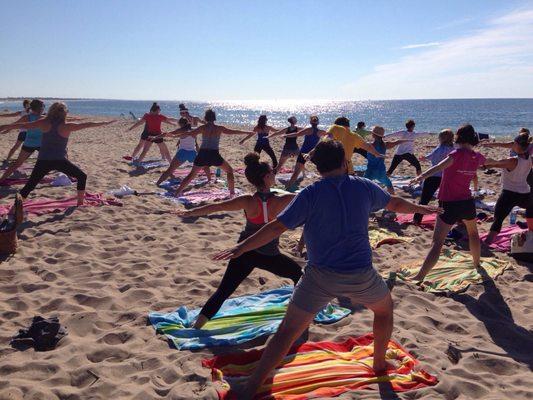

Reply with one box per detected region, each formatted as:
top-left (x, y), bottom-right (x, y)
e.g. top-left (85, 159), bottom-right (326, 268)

top-left (483, 135), bottom-right (533, 244)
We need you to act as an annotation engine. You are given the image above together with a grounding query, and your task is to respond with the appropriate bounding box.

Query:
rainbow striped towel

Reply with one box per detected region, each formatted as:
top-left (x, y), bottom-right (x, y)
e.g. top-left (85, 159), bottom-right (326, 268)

top-left (203, 333), bottom-right (438, 399)
top-left (149, 287), bottom-right (350, 350)
top-left (397, 249), bottom-right (511, 293)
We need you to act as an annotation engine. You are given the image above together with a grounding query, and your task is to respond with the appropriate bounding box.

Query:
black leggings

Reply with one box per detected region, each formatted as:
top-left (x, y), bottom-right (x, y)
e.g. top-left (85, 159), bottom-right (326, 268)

top-left (490, 189), bottom-right (533, 232)
top-left (413, 176), bottom-right (441, 223)
top-left (387, 153), bottom-right (421, 175)
top-left (200, 250), bottom-right (302, 320)
top-left (20, 159), bottom-right (87, 198)
top-left (254, 142), bottom-right (278, 169)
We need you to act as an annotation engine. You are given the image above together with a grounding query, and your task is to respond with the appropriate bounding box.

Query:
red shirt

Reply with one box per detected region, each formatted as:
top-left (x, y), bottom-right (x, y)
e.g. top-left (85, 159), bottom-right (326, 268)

top-left (438, 148), bottom-right (486, 202)
top-left (143, 113), bottom-right (167, 134)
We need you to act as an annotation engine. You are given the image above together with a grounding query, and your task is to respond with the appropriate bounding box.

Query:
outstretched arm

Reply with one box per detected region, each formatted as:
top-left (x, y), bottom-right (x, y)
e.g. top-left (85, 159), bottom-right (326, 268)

top-left (384, 139), bottom-right (410, 150)
top-left (0, 117), bottom-right (47, 132)
top-left (386, 196), bottom-right (442, 215)
top-left (268, 127), bottom-right (292, 139)
top-left (213, 219), bottom-right (287, 260)
top-left (127, 118), bottom-right (145, 131)
top-left (411, 155), bottom-right (454, 184)
top-left (222, 126), bottom-right (254, 135)
top-left (483, 157), bottom-right (518, 170)
top-left (0, 111), bottom-right (25, 118)
top-left (285, 127), bottom-right (311, 138)
top-left (176, 195), bottom-right (249, 217)
top-left (164, 117), bottom-right (180, 124)
top-left (65, 120), bottom-right (116, 133)
top-left (240, 131), bottom-right (256, 145)
top-left (360, 142), bottom-right (384, 158)
top-left (480, 141), bottom-right (514, 149)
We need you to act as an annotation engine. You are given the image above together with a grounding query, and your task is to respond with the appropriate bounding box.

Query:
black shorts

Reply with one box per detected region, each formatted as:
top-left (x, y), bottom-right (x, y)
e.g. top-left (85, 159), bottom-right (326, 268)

top-left (140, 128), bottom-right (149, 140)
top-left (148, 135), bottom-right (164, 144)
top-left (193, 149), bottom-right (224, 167)
top-left (440, 199), bottom-right (477, 225)
top-left (21, 145), bottom-right (40, 153)
top-left (17, 131), bottom-right (27, 142)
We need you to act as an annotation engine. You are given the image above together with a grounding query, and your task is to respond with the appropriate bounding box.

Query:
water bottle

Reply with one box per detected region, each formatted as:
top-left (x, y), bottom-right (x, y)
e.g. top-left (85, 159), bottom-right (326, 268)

top-left (215, 168), bottom-right (221, 178)
top-left (510, 210), bottom-right (517, 225)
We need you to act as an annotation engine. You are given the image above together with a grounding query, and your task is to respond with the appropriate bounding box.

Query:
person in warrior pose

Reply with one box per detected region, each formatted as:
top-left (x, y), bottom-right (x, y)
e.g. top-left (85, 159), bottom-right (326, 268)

top-left (176, 152), bottom-right (302, 328)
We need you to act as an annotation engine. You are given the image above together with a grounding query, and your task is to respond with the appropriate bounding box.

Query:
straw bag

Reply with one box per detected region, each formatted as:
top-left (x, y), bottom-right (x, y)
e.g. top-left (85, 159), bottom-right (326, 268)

top-left (0, 195), bottom-right (23, 255)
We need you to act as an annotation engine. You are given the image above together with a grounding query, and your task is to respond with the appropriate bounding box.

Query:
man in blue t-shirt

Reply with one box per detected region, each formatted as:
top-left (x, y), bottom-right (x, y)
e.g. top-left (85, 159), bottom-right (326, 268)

top-left (214, 139), bottom-right (441, 398)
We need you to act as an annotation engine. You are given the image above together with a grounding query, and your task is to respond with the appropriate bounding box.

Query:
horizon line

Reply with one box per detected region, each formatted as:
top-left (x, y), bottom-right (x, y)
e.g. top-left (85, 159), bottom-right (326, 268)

top-left (1, 96), bottom-right (533, 103)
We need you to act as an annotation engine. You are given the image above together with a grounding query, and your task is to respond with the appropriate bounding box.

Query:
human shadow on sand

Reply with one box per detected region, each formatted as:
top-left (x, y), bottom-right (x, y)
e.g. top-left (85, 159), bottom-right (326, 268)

top-left (450, 267), bottom-right (533, 370)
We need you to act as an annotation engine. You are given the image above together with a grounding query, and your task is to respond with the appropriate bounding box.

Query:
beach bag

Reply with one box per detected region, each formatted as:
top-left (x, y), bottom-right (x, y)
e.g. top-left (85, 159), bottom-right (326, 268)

top-left (0, 195), bottom-right (22, 255)
top-left (510, 231), bottom-right (533, 263)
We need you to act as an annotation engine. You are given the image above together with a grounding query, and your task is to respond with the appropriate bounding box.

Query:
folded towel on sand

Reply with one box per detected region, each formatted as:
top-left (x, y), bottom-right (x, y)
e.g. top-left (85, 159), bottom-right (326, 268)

top-left (397, 249), bottom-right (511, 293)
top-left (0, 193), bottom-right (122, 217)
top-left (149, 287), bottom-right (350, 350)
top-left (395, 213), bottom-right (437, 229)
top-left (480, 225), bottom-right (526, 252)
top-left (203, 333), bottom-right (438, 399)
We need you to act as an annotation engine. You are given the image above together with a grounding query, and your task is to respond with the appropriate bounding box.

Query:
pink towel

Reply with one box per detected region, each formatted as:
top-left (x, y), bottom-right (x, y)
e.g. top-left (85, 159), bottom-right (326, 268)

top-left (395, 213), bottom-right (437, 229)
top-left (0, 193), bottom-right (122, 217)
top-left (480, 225), bottom-right (526, 252)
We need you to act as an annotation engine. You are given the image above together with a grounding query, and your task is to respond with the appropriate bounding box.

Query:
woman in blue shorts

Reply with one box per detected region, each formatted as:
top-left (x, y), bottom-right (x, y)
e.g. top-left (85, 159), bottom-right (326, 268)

top-left (155, 118), bottom-right (211, 186)
top-left (364, 126), bottom-right (410, 194)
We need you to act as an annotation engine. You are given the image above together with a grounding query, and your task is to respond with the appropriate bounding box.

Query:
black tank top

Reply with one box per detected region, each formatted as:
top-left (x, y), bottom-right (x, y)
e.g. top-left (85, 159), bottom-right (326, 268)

top-left (285, 126), bottom-right (298, 147)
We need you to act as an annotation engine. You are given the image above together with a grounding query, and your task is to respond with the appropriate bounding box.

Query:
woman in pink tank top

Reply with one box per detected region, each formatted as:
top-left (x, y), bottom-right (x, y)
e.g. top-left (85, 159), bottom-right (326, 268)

top-left (410, 125), bottom-right (486, 281)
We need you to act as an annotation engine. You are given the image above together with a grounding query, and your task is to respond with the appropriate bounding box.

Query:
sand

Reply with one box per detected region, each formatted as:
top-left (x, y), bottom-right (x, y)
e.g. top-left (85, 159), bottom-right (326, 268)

top-left (0, 118), bottom-right (532, 400)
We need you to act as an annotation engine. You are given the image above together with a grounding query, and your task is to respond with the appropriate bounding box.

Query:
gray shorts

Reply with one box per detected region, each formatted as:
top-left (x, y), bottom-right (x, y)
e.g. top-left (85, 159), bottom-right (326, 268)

top-left (291, 265), bottom-right (389, 314)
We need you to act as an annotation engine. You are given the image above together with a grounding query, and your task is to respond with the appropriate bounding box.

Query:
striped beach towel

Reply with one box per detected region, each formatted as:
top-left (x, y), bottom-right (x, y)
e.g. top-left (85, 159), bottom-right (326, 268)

top-left (397, 249), bottom-right (511, 293)
top-left (203, 333), bottom-right (438, 399)
top-left (149, 287), bottom-right (350, 350)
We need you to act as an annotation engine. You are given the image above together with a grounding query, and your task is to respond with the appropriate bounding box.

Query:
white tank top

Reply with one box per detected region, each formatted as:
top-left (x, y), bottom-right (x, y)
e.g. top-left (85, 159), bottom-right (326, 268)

top-left (502, 156), bottom-right (532, 193)
top-left (179, 135), bottom-right (196, 151)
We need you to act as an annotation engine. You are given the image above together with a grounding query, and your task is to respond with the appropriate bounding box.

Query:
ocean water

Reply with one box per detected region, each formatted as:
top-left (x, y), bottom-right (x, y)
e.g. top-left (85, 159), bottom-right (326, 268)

top-left (1, 98), bottom-right (531, 135)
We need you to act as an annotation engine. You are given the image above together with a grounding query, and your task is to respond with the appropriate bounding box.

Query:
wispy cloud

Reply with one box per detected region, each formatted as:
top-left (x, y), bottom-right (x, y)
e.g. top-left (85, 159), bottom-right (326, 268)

top-left (344, 7), bottom-right (533, 99)
top-left (401, 42), bottom-right (441, 50)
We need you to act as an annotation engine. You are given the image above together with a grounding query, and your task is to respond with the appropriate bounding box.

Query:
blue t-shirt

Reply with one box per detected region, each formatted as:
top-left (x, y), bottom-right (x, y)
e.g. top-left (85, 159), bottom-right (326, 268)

top-left (366, 140), bottom-right (386, 172)
top-left (278, 174), bottom-right (391, 272)
top-left (426, 144), bottom-right (454, 177)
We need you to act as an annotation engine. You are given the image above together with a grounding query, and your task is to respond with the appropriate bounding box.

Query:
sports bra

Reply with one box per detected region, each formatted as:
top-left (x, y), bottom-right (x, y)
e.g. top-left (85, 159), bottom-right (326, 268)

top-left (245, 192), bottom-right (274, 224)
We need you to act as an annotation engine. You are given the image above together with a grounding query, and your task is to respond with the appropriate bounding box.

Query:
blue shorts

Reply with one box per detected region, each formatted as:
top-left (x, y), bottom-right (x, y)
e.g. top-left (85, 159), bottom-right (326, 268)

top-left (175, 149), bottom-right (197, 163)
top-left (364, 168), bottom-right (392, 188)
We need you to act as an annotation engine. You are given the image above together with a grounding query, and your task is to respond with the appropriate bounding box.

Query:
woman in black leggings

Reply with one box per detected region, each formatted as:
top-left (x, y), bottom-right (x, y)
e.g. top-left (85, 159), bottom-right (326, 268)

top-left (239, 115), bottom-right (279, 168)
top-left (176, 152), bottom-right (302, 328)
top-left (0, 102), bottom-right (115, 206)
top-left (483, 134), bottom-right (533, 244)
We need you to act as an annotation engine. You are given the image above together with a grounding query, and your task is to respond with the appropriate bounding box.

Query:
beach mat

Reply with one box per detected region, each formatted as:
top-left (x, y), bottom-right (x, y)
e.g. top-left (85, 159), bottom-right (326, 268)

top-left (395, 213), bottom-right (437, 229)
top-left (172, 168), bottom-right (208, 178)
top-left (203, 333), bottom-right (438, 399)
top-left (369, 226), bottom-right (413, 248)
top-left (0, 192), bottom-right (122, 217)
top-left (149, 286), bottom-right (350, 350)
top-left (480, 225), bottom-right (526, 252)
top-left (397, 249), bottom-right (511, 293)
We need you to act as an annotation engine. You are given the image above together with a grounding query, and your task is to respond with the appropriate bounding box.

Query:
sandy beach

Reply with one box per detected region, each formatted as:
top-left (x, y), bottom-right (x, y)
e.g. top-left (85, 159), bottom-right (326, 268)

top-left (0, 118), bottom-right (531, 400)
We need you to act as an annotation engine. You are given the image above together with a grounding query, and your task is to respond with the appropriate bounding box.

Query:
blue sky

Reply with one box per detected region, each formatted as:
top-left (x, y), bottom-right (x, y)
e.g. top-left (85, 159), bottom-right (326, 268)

top-left (1, 0), bottom-right (532, 100)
